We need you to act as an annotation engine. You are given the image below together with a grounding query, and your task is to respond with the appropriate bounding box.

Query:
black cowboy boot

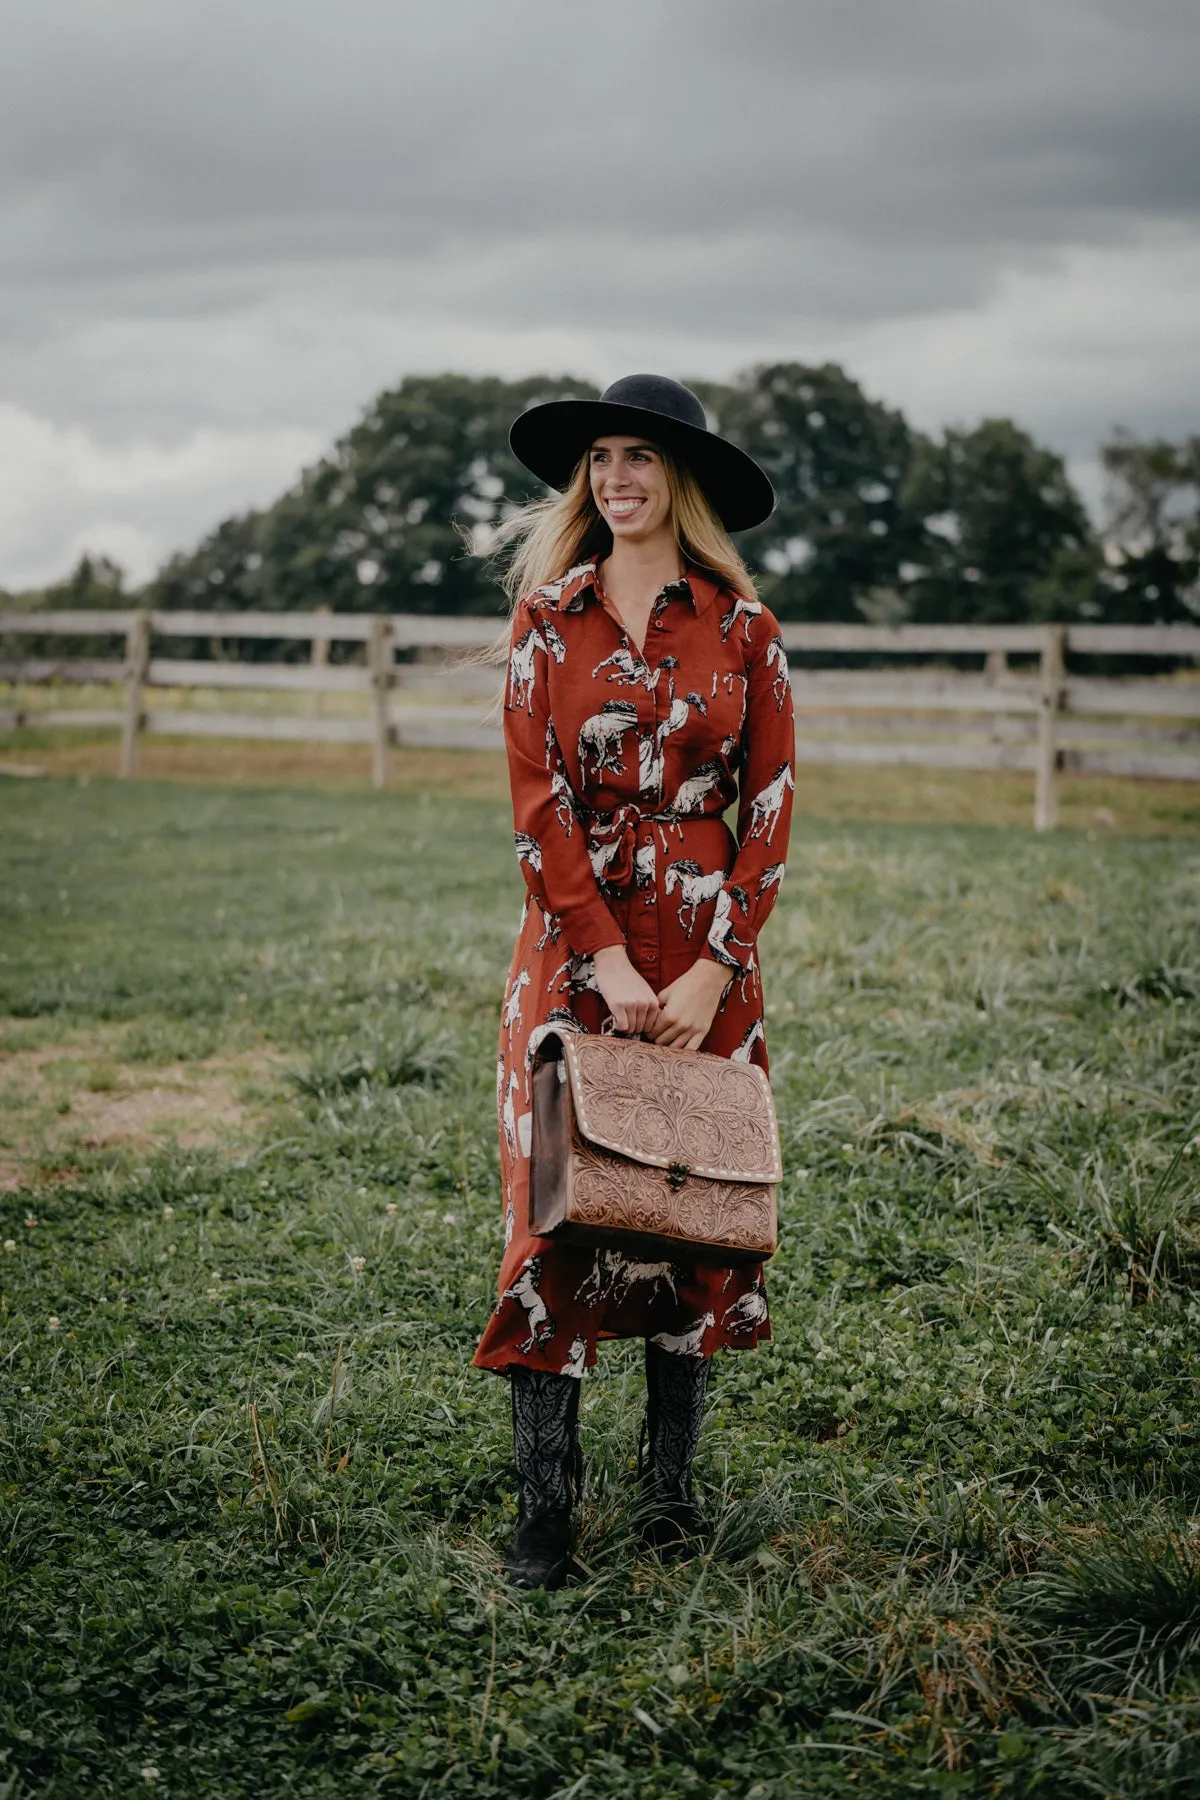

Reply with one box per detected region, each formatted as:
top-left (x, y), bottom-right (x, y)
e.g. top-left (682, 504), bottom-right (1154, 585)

top-left (639, 1342), bottom-right (710, 1557)
top-left (505, 1368), bottom-right (584, 1590)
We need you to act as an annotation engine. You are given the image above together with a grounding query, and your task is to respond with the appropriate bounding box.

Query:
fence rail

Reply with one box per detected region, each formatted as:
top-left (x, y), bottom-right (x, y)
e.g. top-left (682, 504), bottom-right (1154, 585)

top-left (3, 609), bottom-right (1198, 829)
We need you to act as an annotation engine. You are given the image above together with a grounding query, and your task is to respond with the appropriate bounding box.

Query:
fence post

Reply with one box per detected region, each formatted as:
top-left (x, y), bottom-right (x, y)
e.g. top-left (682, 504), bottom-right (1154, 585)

top-left (310, 604), bottom-right (331, 715)
top-left (1034, 625), bottom-right (1065, 831)
top-left (119, 609), bottom-right (150, 777)
top-left (368, 614), bottom-right (394, 789)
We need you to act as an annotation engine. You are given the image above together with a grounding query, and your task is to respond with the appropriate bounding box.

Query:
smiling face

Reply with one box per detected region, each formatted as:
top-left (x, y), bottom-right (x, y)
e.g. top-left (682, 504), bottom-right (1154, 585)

top-left (588, 435), bottom-right (674, 545)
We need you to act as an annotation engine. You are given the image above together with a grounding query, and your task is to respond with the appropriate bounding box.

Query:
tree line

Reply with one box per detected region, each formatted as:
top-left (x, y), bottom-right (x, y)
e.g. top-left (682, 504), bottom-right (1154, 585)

top-left (8, 365), bottom-right (1200, 628)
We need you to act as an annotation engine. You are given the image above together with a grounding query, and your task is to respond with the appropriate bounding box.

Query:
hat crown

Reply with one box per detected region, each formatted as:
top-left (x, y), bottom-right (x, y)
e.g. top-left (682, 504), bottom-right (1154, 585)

top-left (598, 374), bottom-right (708, 435)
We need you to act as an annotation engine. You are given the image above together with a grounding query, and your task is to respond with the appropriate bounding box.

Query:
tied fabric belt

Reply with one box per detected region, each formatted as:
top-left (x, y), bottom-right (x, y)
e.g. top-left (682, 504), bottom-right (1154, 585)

top-left (582, 803), bottom-right (675, 889)
top-left (582, 803), bottom-right (733, 889)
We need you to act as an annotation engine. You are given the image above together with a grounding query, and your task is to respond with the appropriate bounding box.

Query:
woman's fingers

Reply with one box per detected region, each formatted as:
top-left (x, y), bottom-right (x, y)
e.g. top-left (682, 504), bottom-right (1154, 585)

top-left (652, 1012), bottom-right (690, 1046)
top-left (612, 995), bottom-right (661, 1035)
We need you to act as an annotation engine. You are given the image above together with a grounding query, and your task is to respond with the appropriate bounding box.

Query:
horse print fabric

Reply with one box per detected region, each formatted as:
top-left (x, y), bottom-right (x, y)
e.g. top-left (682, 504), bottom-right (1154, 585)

top-left (473, 562), bottom-right (795, 1376)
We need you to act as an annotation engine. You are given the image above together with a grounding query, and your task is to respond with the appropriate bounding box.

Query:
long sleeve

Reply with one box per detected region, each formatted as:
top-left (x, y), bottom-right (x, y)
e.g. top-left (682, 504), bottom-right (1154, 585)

top-left (702, 609), bottom-right (795, 972)
top-left (503, 598), bottom-right (627, 960)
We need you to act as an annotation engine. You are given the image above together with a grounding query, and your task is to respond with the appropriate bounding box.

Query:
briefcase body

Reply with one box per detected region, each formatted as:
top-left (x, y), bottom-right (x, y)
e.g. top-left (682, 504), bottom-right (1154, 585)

top-left (529, 1030), bottom-right (781, 1268)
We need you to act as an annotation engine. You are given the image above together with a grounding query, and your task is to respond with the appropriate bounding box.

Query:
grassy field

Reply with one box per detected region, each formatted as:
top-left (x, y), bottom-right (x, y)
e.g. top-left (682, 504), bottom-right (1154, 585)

top-left (2, 770), bottom-right (1200, 1797)
top-left (4, 719), bottom-right (1200, 835)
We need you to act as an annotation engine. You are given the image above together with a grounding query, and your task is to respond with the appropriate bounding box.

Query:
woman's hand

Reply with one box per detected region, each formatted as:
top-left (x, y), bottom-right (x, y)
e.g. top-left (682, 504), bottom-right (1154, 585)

top-left (650, 958), bottom-right (734, 1051)
top-left (592, 945), bottom-right (662, 1036)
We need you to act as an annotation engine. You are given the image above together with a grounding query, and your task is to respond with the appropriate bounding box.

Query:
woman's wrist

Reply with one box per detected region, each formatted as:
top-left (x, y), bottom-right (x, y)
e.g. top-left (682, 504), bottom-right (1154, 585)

top-left (694, 954), bottom-right (736, 991)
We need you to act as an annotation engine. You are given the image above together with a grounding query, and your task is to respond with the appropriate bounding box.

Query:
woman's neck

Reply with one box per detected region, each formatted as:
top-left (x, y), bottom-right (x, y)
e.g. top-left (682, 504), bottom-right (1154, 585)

top-left (597, 532), bottom-right (685, 605)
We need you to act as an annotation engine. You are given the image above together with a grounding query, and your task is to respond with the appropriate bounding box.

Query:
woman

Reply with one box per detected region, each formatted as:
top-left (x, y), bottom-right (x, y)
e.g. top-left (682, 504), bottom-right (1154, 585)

top-left (473, 374), bottom-right (795, 1588)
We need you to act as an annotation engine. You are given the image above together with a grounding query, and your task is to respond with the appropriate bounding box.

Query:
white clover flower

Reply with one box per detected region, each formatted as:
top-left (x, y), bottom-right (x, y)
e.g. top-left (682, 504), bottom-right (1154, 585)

top-left (385, 1202), bottom-right (398, 1217)
top-left (4, 1240), bottom-right (15, 1254)
top-left (350, 1255), bottom-right (366, 1272)
top-left (24, 1214), bottom-right (37, 1228)
top-left (162, 1205), bottom-right (174, 1221)
top-left (140, 1768), bottom-right (159, 1784)
top-left (48, 1316), bottom-right (61, 1331)
top-left (206, 1287), bottom-right (220, 1301)
top-left (442, 1212), bottom-right (457, 1226)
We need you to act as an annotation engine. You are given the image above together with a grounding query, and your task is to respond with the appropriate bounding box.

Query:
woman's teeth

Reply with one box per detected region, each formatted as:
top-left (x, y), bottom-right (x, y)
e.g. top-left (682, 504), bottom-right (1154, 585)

top-left (607, 498), bottom-right (644, 517)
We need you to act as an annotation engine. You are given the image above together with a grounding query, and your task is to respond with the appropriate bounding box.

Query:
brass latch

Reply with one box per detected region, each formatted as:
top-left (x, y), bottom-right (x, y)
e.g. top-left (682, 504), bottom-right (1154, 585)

top-left (666, 1161), bottom-right (691, 1191)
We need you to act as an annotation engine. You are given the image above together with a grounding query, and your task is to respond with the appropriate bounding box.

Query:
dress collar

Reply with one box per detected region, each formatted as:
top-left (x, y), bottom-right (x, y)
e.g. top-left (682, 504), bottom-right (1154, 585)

top-left (534, 560), bottom-right (718, 616)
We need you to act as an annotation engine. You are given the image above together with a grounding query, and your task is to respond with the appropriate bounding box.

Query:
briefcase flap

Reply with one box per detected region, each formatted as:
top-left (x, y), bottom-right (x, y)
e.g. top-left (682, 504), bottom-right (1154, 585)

top-left (552, 1032), bottom-right (782, 1186)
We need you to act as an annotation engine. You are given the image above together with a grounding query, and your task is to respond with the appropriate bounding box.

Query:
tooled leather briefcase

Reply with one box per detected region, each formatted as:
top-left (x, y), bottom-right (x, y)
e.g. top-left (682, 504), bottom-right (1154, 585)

top-left (529, 1030), bottom-right (782, 1267)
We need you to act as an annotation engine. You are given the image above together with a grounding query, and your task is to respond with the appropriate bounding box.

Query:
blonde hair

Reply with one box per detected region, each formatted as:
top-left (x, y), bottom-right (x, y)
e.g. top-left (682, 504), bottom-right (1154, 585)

top-left (493, 442), bottom-right (758, 611)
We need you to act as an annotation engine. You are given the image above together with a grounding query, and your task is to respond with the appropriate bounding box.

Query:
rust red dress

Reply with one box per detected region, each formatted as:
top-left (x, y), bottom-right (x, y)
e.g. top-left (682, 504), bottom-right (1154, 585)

top-left (473, 561), bottom-right (795, 1377)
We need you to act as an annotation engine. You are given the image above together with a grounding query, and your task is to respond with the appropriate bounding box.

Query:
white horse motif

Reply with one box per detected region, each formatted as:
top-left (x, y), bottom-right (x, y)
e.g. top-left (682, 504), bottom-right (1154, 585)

top-left (501, 1255), bottom-right (555, 1353)
top-left (542, 619), bottom-right (568, 662)
top-left (588, 835), bottom-right (627, 885)
top-left (503, 968), bottom-right (531, 1032)
top-left (730, 1017), bottom-right (765, 1063)
top-left (549, 769), bottom-right (577, 836)
top-left (746, 762), bottom-right (794, 844)
top-left (651, 1312), bottom-right (715, 1357)
top-left (638, 731), bottom-right (663, 796)
top-left (525, 1008), bottom-right (584, 1068)
top-left (659, 687), bottom-right (708, 744)
top-left (578, 700), bottom-right (639, 774)
top-left (634, 841), bottom-right (656, 890)
top-left (757, 862), bottom-right (785, 897)
top-left (765, 635), bottom-right (790, 708)
top-left (593, 645), bottom-right (658, 689)
top-left (575, 1249), bottom-right (679, 1308)
top-left (501, 1068), bottom-right (520, 1157)
top-left (667, 759), bottom-right (727, 818)
top-left (724, 1281), bottom-right (769, 1331)
top-left (720, 597), bottom-right (762, 641)
top-left (562, 1334), bottom-right (588, 1378)
top-left (508, 626), bottom-right (545, 713)
top-left (514, 831), bottom-right (542, 874)
top-left (532, 904), bottom-right (562, 952)
top-left (707, 884), bottom-right (752, 968)
top-left (551, 952), bottom-right (599, 997)
top-left (664, 858), bottom-right (727, 936)
top-left (534, 560), bottom-right (595, 607)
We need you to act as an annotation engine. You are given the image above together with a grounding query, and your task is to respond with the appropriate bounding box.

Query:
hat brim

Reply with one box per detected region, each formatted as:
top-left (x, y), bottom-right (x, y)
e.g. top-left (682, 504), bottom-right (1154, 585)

top-left (508, 399), bottom-right (775, 534)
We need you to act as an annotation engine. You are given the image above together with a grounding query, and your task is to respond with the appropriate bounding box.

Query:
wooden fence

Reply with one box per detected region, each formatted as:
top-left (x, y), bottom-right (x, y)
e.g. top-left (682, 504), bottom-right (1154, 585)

top-left (2, 609), bottom-right (1199, 829)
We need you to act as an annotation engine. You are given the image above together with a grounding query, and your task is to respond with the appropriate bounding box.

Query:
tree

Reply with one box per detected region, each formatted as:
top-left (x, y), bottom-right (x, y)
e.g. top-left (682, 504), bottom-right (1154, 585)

top-left (43, 553), bottom-right (127, 609)
top-left (899, 419), bottom-right (1096, 624)
top-left (1098, 432), bottom-right (1200, 624)
top-left (148, 372), bottom-right (598, 618)
top-left (694, 363), bottom-right (923, 621)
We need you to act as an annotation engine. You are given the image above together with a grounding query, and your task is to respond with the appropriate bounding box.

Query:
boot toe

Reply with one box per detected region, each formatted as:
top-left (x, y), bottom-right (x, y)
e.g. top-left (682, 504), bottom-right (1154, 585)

top-left (504, 1506), bottom-right (580, 1590)
top-left (639, 1493), bottom-right (707, 1560)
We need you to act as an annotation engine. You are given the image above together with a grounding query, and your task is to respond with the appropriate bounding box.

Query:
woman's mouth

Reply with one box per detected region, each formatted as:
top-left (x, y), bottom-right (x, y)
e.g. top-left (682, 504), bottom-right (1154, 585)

top-left (605, 497), bottom-right (645, 519)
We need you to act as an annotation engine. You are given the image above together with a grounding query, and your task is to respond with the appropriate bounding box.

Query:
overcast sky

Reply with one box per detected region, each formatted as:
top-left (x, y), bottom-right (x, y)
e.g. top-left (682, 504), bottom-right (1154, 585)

top-left (3, 0), bottom-right (1198, 588)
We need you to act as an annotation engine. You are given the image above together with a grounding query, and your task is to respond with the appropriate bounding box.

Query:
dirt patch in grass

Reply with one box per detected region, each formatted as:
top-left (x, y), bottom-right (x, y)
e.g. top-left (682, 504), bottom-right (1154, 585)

top-left (0, 1025), bottom-right (290, 1188)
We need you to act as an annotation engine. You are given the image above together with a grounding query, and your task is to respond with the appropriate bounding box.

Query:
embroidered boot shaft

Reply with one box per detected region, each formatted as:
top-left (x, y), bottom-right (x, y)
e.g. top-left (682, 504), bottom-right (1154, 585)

top-left (506, 1368), bottom-right (583, 1589)
top-left (640, 1342), bottom-right (710, 1556)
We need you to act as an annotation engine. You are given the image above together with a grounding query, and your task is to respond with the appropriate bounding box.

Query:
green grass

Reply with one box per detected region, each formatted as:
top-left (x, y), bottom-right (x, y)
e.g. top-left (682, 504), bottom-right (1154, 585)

top-left (2, 775), bottom-right (1200, 1797)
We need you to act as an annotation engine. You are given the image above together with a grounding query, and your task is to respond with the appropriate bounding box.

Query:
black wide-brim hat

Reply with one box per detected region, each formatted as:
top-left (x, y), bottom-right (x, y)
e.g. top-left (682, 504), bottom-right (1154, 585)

top-left (508, 373), bottom-right (775, 534)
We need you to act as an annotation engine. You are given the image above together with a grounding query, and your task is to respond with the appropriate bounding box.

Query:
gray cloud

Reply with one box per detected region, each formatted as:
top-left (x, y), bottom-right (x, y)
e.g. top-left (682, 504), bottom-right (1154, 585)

top-left (1, 0), bottom-right (1197, 583)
